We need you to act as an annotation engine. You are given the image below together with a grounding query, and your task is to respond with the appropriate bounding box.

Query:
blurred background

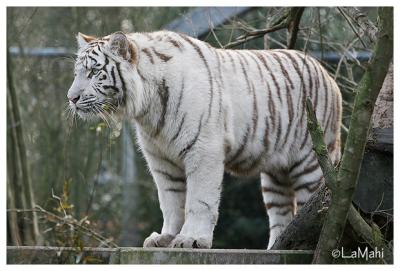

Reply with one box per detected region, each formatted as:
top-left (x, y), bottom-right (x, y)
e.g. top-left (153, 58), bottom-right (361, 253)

top-left (7, 7), bottom-right (382, 249)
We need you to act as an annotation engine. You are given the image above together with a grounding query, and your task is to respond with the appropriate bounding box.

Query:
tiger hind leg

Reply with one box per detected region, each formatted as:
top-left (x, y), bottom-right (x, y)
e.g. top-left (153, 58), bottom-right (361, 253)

top-left (261, 172), bottom-right (295, 249)
top-left (289, 152), bottom-right (324, 213)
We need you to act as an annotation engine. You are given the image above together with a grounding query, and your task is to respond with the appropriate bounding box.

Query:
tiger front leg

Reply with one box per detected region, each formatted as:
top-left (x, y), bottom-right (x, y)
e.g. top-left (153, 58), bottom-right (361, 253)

top-left (169, 151), bottom-right (224, 249)
top-left (143, 155), bottom-right (186, 248)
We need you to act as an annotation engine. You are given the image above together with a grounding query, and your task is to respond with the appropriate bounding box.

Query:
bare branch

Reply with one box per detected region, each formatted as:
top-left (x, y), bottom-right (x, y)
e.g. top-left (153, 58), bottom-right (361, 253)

top-left (8, 206), bottom-right (119, 248)
top-left (337, 7), bottom-right (368, 48)
top-left (287, 7), bottom-right (305, 49)
top-left (342, 7), bottom-right (378, 42)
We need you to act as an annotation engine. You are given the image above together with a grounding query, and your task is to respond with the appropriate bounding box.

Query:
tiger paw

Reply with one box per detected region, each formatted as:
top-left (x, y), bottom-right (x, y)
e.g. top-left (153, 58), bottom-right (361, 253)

top-left (143, 232), bottom-right (175, 248)
top-left (168, 234), bottom-right (212, 249)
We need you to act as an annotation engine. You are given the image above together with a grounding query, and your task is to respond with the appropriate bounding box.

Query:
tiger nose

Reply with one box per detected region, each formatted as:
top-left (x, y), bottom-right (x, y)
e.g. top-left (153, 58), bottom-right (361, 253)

top-left (69, 95), bottom-right (80, 104)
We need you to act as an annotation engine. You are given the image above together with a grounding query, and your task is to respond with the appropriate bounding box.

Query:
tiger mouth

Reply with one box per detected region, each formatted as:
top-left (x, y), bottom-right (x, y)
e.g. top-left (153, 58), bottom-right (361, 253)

top-left (72, 101), bottom-right (118, 122)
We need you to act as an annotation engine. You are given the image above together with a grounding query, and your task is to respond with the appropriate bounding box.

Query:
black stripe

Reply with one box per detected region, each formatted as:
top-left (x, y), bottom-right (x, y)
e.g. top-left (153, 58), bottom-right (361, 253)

top-left (323, 77), bottom-right (332, 130)
top-left (103, 85), bottom-right (119, 92)
top-left (334, 91), bottom-right (341, 133)
top-left (263, 116), bottom-right (270, 151)
top-left (272, 52), bottom-right (294, 89)
top-left (101, 56), bottom-right (109, 72)
top-left (165, 188), bottom-right (186, 193)
top-left (219, 51), bottom-right (225, 62)
top-left (291, 162), bottom-right (320, 179)
top-left (179, 34), bottom-right (214, 123)
top-left (141, 48), bottom-right (154, 64)
top-left (309, 58), bottom-right (320, 111)
top-left (293, 176), bottom-right (323, 192)
top-left (236, 52), bottom-right (252, 94)
top-left (198, 200), bottom-right (211, 210)
top-left (303, 56), bottom-right (313, 97)
top-left (277, 208), bottom-right (293, 216)
top-left (137, 68), bottom-right (147, 82)
top-left (251, 83), bottom-right (258, 140)
top-left (171, 113), bottom-right (186, 142)
top-left (179, 113), bottom-right (204, 157)
top-left (278, 51), bottom-right (305, 113)
top-left (153, 169), bottom-right (185, 183)
top-left (245, 50), bottom-right (264, 79)
top-left (266, 80), bottom-right (276, 131)
top-left (330, 84), bottom-right (336, 132)
top-left (93, 86), bottom-right (107, 96)
top-left (320, 69), bottom-right (329, 127)
top-left (262, 186), bottom-right (288, 196)
top-left (265, 172), bottom-right (291, 187)
top-left (301, 56), bottom-right (313, 133)
top-left (167, 37), bottom-right (183, 51)
top-left (253, 51), bottom-right (283, 104)
top-left (300, 133), bottom-right (309, 150)
top-left (281, 79), bottom-right (294, 147)
top-left (289, 148), bottom-right (313, 173)
top-left (327, 79), bottom-right (335, 131)
top-left (110, 66), bottom-right (116, 86)
top-left (225, 51), bottom-right (236, 73)
top-left (153, 79), bottom-right (169, 137)
top-left (174, 79), bottom-right (185, 116)
top-left (152, 47), bottom-right (172, 62)
top-left (88, 55), bottom-right (98, 65)
top-left (237, 51), bottom-right (249, 66)
top-left (115, 62), bottom-right (127, 105)
top-left (226, 125), bottom-right (251, 166)
top-left (215, 51), bottom-right (224, 87)
top-left (144, 148), bottom-right (182, 171)
top-left (274, 117), bottom-right (282, 151)
top-left (229, 149), bottom-right (263, 173)
top-left (215, 51), bottom-right (224, 118)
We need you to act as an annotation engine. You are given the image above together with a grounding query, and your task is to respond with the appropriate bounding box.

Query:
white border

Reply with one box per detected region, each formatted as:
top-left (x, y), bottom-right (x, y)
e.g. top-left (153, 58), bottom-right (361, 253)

top-left (1, 1), bottom-right (398, 270)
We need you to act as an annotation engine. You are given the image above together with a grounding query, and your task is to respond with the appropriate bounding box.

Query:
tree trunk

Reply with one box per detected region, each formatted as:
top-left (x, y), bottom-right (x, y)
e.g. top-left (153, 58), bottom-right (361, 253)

top-left (312, 7), bottom-right (393, 263)
top-left (7, 49), bottom-right (41, 245)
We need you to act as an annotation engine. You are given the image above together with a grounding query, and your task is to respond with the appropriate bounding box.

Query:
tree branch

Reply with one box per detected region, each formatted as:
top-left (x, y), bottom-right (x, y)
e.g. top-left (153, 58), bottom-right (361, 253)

top-left (223, 22), bottom-right (287, 48)
top-left (287, 7), bottom-right (305, 49)
top-left (305, 99), bottom-right (337, 190)
top-left (337, 7), bottom-right (368, 49)
top-left (223, 7), bottom-right (306, 49)
top-left (342, 7), bottom-right (378, 42)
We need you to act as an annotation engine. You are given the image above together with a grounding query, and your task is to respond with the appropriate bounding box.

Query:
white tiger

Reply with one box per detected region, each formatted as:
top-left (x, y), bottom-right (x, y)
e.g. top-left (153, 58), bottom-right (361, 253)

top-left (67, 31), bottom-right (342, 249)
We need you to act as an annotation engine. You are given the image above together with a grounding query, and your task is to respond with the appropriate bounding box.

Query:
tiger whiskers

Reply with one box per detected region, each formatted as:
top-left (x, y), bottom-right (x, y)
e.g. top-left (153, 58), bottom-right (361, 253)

top-left (64, 102), bottom-right (77, 128)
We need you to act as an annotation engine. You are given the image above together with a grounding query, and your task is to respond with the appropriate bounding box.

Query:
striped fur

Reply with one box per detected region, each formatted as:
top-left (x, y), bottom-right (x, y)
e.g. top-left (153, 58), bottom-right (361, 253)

top-left (67, 31), bottom-right (342, 249)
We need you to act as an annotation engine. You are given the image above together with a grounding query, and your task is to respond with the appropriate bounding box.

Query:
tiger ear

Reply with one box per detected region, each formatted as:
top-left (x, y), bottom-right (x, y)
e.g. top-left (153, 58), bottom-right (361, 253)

top-left (77, 32), bottom-right (96, 48)
top-left (108, 31), bottom-right (137, 63)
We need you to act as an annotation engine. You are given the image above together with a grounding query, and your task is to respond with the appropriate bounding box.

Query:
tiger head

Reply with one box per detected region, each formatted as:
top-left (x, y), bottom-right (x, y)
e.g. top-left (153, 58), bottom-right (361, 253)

top-left (67, 32), bottom-right (138, 121)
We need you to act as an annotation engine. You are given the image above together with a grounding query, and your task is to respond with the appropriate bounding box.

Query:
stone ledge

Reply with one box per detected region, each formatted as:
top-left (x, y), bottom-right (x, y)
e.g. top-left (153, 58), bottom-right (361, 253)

top-left (7, 246), bottom-right (314, 264)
